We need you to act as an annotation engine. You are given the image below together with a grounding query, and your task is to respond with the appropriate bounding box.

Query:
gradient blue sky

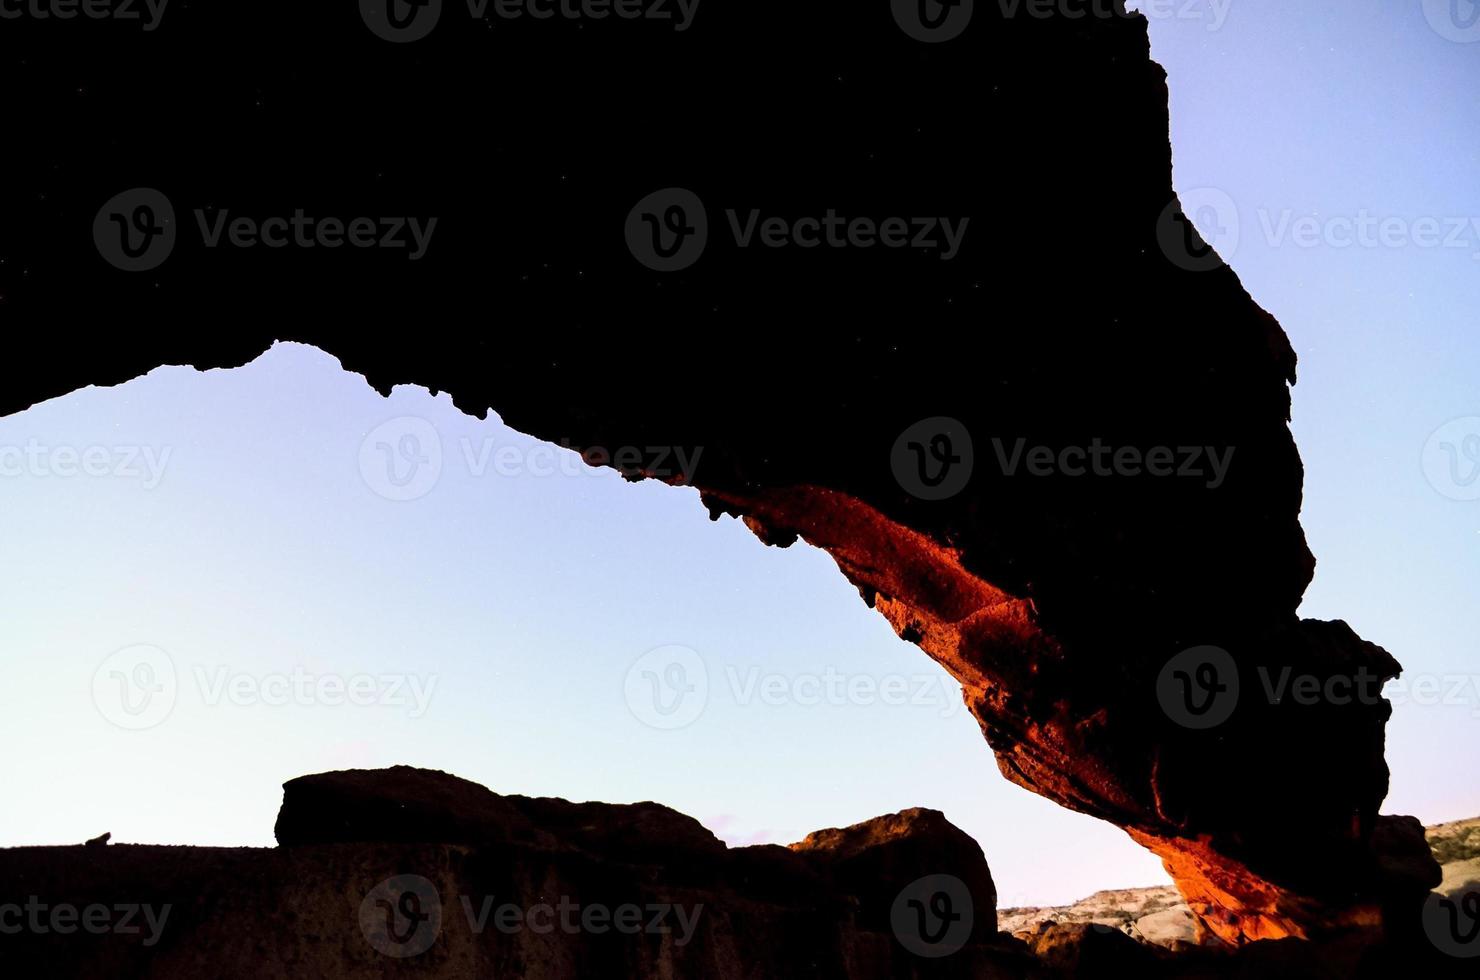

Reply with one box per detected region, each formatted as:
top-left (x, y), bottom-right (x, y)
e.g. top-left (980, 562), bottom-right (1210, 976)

top-left (0, 2), bottom-right (1475, 906)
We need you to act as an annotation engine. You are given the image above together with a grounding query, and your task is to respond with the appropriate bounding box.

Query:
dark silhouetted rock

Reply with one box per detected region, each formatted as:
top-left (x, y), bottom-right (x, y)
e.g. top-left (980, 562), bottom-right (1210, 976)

top-left (0, 767), bottom-right (1022, 978)
top-left (1022, 922), bottom-right (1162, 975)
top-left (274, 765), bottom-right (546, 847)
top-left (2, 770), bottom-right (1475, 978)
top-left (792, 807), bottom-right (998, 935)
top-left (1, 0), bottom-right (1437, 948)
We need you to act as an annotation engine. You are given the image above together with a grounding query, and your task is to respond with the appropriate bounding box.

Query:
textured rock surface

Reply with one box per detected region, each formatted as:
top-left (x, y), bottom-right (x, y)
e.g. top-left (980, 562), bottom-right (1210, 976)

top-left (790, 805), bottom-right (999, 935)
top-left (1, 1), bottom-right (1436, 946)
top-left (1002, 816), bottom-right (1480, 950)
top-left (0, 770), bottom-right (1472, 978)
top-left (1001, 886), bottom-right (1196, 947)
top-left (2, 768), bottom-right (1023, 979)
top-left (1427, 818), bottom-right (1480, 898)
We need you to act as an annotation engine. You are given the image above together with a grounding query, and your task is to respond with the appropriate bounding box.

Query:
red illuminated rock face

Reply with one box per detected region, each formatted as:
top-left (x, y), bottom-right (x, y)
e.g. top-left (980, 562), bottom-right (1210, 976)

top-left (689, 486), bottom-right (1436, 944)
top-left (1, 2), bottom-right (1437, 949)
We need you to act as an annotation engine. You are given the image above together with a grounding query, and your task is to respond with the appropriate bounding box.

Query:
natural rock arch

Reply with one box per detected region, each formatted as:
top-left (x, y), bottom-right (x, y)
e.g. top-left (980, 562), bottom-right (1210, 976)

top-left (3, 1), bottom-right (1437, 946)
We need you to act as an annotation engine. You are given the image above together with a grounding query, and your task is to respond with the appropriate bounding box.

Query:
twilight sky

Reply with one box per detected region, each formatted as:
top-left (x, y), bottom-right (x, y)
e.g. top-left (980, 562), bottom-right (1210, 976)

top-left (0, 2), bottom-right (1475, 906)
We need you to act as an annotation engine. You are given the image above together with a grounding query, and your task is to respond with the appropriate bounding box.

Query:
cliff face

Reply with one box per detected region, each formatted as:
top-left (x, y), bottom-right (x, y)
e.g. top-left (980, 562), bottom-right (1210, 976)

top-left (1003, 818), bottom-right (1480, 949)
top-left (1, 1), bottom-right (1434, 946)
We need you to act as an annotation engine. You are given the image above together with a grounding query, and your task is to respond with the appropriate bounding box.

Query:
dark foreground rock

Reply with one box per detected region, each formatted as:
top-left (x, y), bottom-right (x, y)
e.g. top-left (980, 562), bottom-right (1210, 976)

top-left (2, 768), bottom-right (1474, 979)
top-left (0, 767), bottom-right (1028, 979)
top-left (3, 1), bottom-right (1443, 945)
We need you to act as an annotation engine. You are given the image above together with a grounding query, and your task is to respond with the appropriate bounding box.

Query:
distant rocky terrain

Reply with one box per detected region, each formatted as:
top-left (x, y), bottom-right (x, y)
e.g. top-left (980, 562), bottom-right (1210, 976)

top-left (1002, 817), bottom-right (1480, 948)
top-left (1428, 817), bottom-right (1480, 897)
top-left (1001, 886), bottom-right (1197, 947)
